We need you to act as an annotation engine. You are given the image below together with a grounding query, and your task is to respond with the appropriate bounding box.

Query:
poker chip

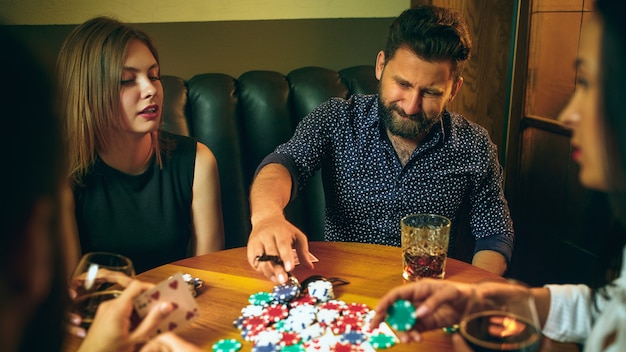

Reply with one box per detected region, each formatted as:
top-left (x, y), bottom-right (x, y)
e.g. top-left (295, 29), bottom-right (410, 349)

top-left (272, 318), bottom-right (288, 332)
top-left (316, 307), bottom-right (341, 324)
top-left (273, 281), bottom-right (301, 303)
top-left (212, 338), bottom-right (242, 352)
top-left (279, 331), bottom-right (301, 346)
top-left (241, 304), bottom-right (265, 317)
top-left (232, 315), bottom-right (245, 329)
top-left (369, 333), bottom-right (396, 349)
top-left (443, 324), bottom-right (460, 333)
top-left (331, 315), bottom-right (362, 334)
top-left (329, 342), bottom-right (360, 351)
top-left (243, 315), bottom-right (270, 331)
top-left (290, 304), bottom-right (317, 319)
top-left (339, 330), bottom-right (367, 345)
top-left (254, 328), bottom-right (283, 346)
top-left (385, 299), bottom-right (417, 332)
top-left (262, 304), bottom-right (290, 322)
top-left (285, 312), bottom-right (315, 332)
top-left (299, 322), bottom-right (325, 342)
top-left (249, 292), bottom-right (274, 306)
top-left (252, 343), bottom-right (281, 352)
top-left (307, 279), bottom-right (335, 302)
top-left (343, 302), bottom-right (370, 317)
top-left (234, 277), bottom-right (393, 351)
top-left (289, 294), bottom-right (318, 307)
top-left (281, 343), bottom-right (305, 351)
top-left (318, 300), bottom-right (347, 311)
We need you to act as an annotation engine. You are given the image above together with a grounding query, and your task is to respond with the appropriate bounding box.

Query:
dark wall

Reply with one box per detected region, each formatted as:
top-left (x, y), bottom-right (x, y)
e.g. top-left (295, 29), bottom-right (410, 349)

top-left (6, 18), bottom-right (394, 80)
top-left (412, 0), bottom-right (515, 163)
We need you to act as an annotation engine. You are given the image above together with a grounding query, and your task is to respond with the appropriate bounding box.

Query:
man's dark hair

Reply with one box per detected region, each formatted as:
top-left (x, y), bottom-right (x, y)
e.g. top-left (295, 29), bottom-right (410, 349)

top-left (384, 5), bottom-right (472, 82)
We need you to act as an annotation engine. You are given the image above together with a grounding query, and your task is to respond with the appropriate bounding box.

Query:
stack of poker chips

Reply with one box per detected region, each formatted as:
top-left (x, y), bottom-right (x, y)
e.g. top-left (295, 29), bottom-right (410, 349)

top-left (225, 277), bottom-right (400, 351)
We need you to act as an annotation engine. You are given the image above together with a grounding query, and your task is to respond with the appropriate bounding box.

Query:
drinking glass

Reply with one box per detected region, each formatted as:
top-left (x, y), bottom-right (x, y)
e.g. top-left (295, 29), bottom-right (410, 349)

top-left (69, 252), bottom-right (135, 330)
top-left (459, 280), bottom-right (541, 352)
top-left (401, 213), bottom-right (451, 280)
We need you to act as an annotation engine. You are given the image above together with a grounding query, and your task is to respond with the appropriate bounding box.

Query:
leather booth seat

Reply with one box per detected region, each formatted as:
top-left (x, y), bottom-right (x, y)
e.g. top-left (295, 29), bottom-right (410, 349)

top-left (160, 66), bottom-right (378, 249)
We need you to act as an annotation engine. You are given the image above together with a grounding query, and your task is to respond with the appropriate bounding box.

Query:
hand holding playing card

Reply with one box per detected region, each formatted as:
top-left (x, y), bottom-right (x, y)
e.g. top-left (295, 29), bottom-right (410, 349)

top-left (133, 272), bottom-right (200, 338)
top-left (77, 279), bottom-right (197, 352)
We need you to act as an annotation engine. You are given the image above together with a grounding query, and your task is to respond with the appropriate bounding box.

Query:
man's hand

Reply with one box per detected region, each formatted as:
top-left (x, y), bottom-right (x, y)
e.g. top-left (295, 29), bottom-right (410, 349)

top-left (247, 213), bottom-right (313, 284)
top-left (472, 250), bottom-right (507, 275)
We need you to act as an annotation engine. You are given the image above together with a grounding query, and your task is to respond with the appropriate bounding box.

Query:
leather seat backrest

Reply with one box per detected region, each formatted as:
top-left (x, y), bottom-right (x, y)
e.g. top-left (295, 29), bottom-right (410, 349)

top-left (161, 65), bottom-right (377, 249)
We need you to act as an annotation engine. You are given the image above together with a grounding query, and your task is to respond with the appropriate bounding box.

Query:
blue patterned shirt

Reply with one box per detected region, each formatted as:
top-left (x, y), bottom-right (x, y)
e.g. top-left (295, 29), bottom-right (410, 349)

top-left (258, 94), bottom-right (514, 262)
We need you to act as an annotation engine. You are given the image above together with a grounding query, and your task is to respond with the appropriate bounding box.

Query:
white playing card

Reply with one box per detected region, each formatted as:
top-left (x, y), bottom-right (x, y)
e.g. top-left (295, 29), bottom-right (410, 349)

top-left (133, 272), bottom-right (200, 337)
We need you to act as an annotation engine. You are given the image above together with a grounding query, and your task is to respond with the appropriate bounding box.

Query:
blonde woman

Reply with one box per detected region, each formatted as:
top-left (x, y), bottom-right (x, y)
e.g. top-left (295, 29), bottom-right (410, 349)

top-left (58, 17), bottom-right (224, 274)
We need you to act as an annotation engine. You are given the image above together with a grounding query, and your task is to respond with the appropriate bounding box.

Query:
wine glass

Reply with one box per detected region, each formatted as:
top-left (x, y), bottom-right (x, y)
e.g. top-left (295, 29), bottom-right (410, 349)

top-left (459, 279), bottom-right (541, 352)
top-left (68, 252), bottom-right (135, 331)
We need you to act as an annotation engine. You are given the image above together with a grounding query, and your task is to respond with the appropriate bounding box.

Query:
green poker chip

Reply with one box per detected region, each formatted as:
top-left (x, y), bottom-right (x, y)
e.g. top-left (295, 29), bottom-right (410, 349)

top-left (385, 299), bottom-right (417, 331)
top-left (248, 291), bottom-right (274, 306)
top-left (212, 338), bottom-right (242, 352)
top-left (369, 333), bottom-right (396, 349)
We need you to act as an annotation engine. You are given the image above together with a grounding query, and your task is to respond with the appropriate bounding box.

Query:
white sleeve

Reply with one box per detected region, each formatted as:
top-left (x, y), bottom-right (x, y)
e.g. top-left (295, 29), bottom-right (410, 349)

top-left (542, 284), bottom-right (593, 344)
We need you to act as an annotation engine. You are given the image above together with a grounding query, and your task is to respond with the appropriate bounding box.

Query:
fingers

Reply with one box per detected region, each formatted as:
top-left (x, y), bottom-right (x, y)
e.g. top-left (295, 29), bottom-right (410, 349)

top-left (139, 332), bottom-right (201, 352)
top-left (66, 323), bottom-right (87, 338)
top-left (293, 233), bottom-right (314, 270)
top-left (247, 222), bottom-right (311, 284)
top-left (130, 302), bottom-right (175, 342)
top-left (451, 333), bottom-right (473, 352)
top-left (413, 281), bottom-right (470, 318)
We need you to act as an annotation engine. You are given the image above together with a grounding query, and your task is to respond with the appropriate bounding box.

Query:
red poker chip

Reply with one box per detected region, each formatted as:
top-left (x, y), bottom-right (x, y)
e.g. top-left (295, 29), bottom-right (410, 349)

top-left (243, 315), bottom-right (270, 331)
top-left (318, 300), bottom-right (346, 311)
top-left (330, 342), bottom-right (362, 351)
top-left (262, 304), bottom-right (289, 322)
top-left (343, 302), bottom-right (370, 317)
top-left (331, 315), bottom-right (362, 334)
top-left (289, 294), bottom-right (318, 307)
top-left (279, 331), bottom-right (301, 346)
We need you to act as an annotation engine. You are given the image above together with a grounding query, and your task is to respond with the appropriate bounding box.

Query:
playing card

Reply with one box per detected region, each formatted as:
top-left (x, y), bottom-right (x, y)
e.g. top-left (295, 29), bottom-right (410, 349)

top-left (293, 249), bottom-right (319, 266)
top-left (133, 272), bottom-right (200, 337)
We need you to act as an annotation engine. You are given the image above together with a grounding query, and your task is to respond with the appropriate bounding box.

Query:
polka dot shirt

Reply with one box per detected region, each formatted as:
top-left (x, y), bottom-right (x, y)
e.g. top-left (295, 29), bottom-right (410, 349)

top-left (259, 94), bottom-right (514, 262)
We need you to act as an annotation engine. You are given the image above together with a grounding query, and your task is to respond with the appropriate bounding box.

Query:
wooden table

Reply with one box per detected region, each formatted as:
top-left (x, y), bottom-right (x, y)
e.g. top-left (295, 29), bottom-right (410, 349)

top-left (63, 242), bottom-right (578, 351)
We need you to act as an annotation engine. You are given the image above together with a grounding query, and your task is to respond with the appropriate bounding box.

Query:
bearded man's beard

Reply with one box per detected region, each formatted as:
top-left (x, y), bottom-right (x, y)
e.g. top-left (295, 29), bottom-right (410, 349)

top-left (378, 96), bottom-right (441, 139)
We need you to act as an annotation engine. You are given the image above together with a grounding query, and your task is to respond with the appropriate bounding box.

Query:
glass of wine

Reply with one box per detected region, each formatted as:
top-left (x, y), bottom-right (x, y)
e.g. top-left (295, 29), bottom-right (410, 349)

top-left (459, 279), bottom-right (541, 352)
top-left (69, 252), bottom-right (135, 331)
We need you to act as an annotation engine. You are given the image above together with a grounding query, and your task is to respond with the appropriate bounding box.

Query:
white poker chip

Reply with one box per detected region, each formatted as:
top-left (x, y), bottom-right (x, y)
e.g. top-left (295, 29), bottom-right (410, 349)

top-left (307, 280), bottom-right (335, 302)
top-left (316, 307), bottom-right (341, 324)
top-left (241, 304), bottom-right (265, 317)
top-left (254, 328), bottom-right (283, 346)
top-left (299, 322), bottom-right (326, 342)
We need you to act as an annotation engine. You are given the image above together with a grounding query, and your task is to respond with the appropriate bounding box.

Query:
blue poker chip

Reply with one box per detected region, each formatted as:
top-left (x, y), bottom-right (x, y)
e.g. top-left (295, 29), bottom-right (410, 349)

top-left (339, 330), bottom-right (367, 345)
top-left (273, 282), bottom-right (301, 303)
top-left (232, 315), bottom-right (245, 329)
top-left (252, 343), bottom-right (281, 352)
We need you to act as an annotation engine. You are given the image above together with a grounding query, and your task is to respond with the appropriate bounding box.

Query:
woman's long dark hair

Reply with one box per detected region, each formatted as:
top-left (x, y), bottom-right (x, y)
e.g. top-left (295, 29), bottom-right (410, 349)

top-left (592, 0), bottom-right (626, 289)
top-left (0, 27), bottom-right (68, 351)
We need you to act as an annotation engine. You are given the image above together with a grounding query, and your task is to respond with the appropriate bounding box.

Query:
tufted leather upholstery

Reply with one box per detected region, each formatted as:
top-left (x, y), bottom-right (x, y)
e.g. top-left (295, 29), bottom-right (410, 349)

top-left (160, 66), bottom-right (378, 249)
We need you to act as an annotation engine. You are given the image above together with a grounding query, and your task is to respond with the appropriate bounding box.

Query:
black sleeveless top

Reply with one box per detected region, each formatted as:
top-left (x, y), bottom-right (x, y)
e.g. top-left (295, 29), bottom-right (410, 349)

top-left (74, 132), bottom-right (196, 273)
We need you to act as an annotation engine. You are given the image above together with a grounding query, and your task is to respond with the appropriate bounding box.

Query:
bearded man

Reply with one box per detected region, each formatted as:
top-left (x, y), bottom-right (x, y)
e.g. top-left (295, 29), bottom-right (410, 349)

top-left (246, 5), bottom-right (514, 283)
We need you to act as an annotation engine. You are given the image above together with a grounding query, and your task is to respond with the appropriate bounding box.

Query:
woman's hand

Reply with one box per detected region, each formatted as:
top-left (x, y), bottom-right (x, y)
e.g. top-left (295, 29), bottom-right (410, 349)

top-left (76, 280), bottom-right (190, 352)
top-left (370, 279), bottom-right (473, 343)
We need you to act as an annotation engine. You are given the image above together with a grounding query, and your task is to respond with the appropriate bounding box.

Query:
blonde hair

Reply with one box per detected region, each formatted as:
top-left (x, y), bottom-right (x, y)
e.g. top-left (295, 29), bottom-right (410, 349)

top-left (57, 16), bottom-right (164, 185)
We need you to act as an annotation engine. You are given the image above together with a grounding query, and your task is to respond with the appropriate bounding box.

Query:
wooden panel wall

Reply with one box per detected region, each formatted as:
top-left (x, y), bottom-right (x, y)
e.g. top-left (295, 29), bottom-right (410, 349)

top-left (411, 0), bottom-right (514, 162)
